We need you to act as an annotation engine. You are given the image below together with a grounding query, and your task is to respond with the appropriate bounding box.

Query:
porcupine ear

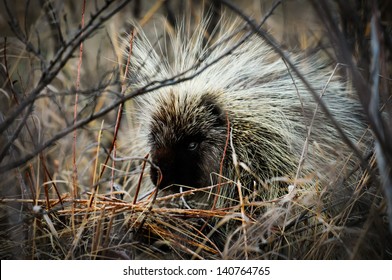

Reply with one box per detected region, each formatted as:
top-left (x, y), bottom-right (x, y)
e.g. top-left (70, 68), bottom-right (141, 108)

top-left (201, 95), bottom-right (226, 127)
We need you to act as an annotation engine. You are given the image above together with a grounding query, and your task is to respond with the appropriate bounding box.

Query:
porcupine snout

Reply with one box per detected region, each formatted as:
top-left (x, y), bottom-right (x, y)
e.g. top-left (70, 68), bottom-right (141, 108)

top-left (149, 146), bottom-right (199, 189)
top-left (149, 140), bottom-right (210, 191)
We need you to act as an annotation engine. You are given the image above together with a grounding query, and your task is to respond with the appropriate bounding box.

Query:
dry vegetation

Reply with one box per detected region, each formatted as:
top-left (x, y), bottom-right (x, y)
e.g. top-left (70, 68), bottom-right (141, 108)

top-left (0, 0), bottom-right (391, 259)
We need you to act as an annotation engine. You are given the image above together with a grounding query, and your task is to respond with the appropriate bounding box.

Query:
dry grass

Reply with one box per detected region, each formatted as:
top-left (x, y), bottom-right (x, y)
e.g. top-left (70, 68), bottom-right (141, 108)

top-left (0, 0), bottom-right (391, 259)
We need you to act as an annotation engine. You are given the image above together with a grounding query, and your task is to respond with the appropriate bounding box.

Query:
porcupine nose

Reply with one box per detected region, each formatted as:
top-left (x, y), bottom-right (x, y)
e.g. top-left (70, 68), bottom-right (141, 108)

top-left (150, 148), bottom-right (175, 189)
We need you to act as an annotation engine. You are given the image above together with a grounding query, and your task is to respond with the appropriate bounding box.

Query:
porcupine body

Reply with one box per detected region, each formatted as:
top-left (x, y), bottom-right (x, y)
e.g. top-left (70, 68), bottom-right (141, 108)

top-left (125, 16), bottom-right (370, 211)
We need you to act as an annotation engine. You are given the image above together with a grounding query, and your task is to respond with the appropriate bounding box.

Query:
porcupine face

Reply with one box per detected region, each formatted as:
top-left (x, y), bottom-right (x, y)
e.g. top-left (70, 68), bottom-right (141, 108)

top-left (148, 92), bottom-right (227, 191)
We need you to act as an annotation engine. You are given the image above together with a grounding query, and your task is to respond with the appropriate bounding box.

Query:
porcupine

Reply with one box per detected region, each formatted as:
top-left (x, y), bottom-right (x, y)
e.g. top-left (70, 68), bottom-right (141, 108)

top-left (124, 15), bottom-right (371, 213)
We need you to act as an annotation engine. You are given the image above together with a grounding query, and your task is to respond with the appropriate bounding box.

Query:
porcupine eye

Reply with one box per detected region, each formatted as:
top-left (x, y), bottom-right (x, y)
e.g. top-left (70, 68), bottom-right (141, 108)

top-left (187, 141), bottom-right (199, 151)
